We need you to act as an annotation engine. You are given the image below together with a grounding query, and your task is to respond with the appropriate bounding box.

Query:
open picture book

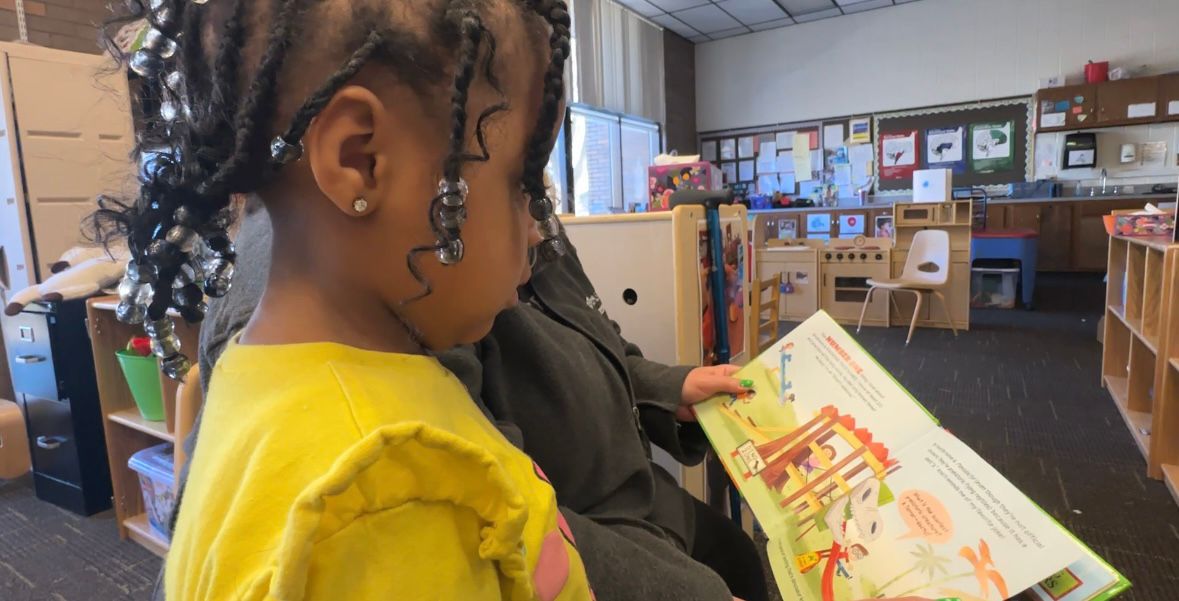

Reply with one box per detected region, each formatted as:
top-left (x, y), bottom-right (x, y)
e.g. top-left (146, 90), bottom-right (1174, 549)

top-left (695, 311), bottom-right (1129, 601)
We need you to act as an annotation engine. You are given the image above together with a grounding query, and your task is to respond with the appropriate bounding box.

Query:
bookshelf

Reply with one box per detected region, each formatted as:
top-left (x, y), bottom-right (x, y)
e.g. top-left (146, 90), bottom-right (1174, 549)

top-left (1101, 236), bottom-right (1178, 496)
top-left (85, 297), bottom-right (199, 558)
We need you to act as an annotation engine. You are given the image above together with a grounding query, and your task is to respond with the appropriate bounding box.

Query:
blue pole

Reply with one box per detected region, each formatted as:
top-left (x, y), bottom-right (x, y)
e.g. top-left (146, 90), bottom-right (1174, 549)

top-left (704, 205), bottom-right (741, 526)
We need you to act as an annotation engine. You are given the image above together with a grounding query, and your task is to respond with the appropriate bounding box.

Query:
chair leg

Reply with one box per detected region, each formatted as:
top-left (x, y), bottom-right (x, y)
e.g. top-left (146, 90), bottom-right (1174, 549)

top-left (906, 290), bottom-right (923, 346)
top-left (857, 287), bottom-right (877, 333)
top-left (887, 289), bottom-right (902, 325)
top-left (934, 290), bottom-right (958, 337)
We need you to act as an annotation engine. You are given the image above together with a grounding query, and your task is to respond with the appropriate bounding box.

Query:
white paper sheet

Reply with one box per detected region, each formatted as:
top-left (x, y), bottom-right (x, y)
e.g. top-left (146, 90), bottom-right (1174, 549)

top-left (792, 133), bottom-right (812, 181)
top-left (1035, 139), bottom-right (1058, 171)
top-left (834, 163), bottom-right (853, 191)
top-left (883, 133), bottom-right (917, 166)
top-left (775, 131), bottom-right (792, 149)
top-left (775, 152), bottom-right (793, 174)
top-left (1040, 112), bottom-right (1066, 128)
top-left (738, 160), bottom-right (754, 181)
top-left (720, 139), bottom-right (736, 160)
top-left (701, 140), bottom-right (718, 162)
top-left (738, 136), bottom-right (756, 158)
top-left (926, 127), bottom-right (964, 163)
top-left (757, 141), bottom-right (778, 173)
top-left (823, 124), bottom-right (845, 149)
top-left (811, 149), bottom-right (823, 172)
top-left (757, 174), bottom-right (779, 195)
top-left (971, 123), bottom-right (1011, 160)
top-left (848, 144), bottom-right (874, 187)
top-left (1169, 100), bottom-right (1179, 116)
top-left (1128, 102), bottom-right (1157, 119)
top-left (1141, 141), bottom-right (1167, 168)
top-left (779, 172), bottom-right (796, 193)
top-left (1067, 149), bottom-right (1095, 166)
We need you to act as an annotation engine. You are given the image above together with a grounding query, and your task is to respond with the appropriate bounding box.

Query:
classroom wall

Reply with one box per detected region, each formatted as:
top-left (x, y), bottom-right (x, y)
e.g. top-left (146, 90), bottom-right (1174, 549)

top-left (0, 0), bottom-right (106, 55)
top-left (695, 0), bottom-right (1179, 132)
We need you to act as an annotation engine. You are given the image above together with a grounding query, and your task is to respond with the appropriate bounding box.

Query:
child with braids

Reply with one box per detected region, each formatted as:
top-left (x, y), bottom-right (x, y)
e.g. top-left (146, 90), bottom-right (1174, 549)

top-left (96, 0), bottom-right (591, 598)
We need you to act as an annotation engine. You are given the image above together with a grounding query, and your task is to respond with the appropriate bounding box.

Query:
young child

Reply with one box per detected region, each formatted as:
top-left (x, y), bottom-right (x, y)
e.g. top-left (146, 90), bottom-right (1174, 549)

top-left (96, 0), bottom-right (590, 599)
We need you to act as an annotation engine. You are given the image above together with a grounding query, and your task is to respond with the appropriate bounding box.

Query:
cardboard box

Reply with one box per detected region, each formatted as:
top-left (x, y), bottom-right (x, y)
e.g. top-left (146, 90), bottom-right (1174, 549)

top-left (913, 169), bottom-right (952, 203)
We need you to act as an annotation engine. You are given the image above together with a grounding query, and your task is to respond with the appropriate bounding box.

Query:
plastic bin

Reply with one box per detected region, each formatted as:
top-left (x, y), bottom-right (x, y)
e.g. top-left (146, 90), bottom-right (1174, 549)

top-left (128, 443), bottom-right (176, 538)
top-left (971, 264), bottom-right (1020, 309)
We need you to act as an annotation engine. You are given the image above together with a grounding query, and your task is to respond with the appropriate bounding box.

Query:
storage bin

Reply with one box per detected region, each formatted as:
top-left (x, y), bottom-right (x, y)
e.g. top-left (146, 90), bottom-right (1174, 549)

top-left (128, 443), bottom-right (176, 538)
top-left (971, 265), bottom-right (1020, 309)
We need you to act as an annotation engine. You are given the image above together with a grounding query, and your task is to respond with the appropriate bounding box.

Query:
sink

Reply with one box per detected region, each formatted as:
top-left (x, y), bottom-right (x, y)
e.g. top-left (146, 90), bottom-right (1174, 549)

top-left (1072, 186), bottom-right (1142, 197)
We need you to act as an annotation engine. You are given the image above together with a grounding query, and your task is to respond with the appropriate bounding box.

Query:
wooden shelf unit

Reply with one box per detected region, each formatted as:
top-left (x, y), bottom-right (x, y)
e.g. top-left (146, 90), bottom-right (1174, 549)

top-left (1154, 239), bottom-right (1179, 506)
top-left (1102, 235), bottom-right (1178, 490)
top-left (86, 296), bottom-right (200, 558)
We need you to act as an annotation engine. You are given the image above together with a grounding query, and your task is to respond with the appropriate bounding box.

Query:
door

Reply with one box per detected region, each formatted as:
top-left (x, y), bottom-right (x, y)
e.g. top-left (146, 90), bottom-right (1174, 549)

top-left (1097, 77), bottom-right (1160, 125)
top-left (1008, 204), bottom-right (1042, 232)
top-left (986, 204), bottom-right (1007, 230)
top-left (0, 53), bottom-right (33, 297)
top-left (1035, 83), bottom-right (1096, 131)
top-left (4, 44), bottom-right (134, 282)
top-left (1159, 73), bottom-right (1179, 122)
top-left (1038, 203), bottom-right (1073, 271)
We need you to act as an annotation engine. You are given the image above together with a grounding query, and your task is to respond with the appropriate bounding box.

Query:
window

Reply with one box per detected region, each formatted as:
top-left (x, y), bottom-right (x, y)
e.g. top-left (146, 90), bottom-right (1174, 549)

top-left (569, 104), bottom-right (661, 216)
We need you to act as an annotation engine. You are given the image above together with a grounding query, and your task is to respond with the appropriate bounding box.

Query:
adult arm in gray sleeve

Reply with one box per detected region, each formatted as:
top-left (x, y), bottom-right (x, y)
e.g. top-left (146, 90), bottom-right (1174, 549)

top-left (618, 331), bottom-right (710, 467)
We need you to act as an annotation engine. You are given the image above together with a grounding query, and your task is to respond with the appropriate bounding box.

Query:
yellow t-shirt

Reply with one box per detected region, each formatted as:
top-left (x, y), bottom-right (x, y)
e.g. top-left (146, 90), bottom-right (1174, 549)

top-left (166, 340), bottom-right (593, 601)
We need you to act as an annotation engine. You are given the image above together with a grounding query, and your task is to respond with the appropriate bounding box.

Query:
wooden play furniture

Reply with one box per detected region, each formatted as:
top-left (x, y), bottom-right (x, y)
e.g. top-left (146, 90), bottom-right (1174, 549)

top-left (750, 273), bottom-right (782, 356)
top-left (1101, 235), bottom-right (1179, 505)
top-left (756, 240), bottom-right (821, 322)
top-left (86, 296), bottom-right (200, 557)
top-left (819, 237), bottom-right (892, 327)
top-left (889, 201), bottom-right (972, 331)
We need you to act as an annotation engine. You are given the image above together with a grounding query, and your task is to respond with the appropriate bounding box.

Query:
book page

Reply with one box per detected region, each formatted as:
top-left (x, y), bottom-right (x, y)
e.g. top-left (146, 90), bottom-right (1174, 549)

top-left (763, 429), bottom-right (1084, 601)
top-left (1026, 557), bottom-right (1125, 601)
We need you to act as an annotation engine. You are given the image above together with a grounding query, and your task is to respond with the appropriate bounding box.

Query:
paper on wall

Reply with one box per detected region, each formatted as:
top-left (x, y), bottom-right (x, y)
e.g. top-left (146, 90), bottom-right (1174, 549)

top-left (1040, 112), bottom-right (1066, 128)
top-left (779, 172), bottom-right (796, 193)
top-left (757, 141), bottom-right (778, 173)
top-left (798, 181), bottom-right (820, 199)
top-left (882, 133), bottom-right (916, 167)
top-left (1067, 149), bottom-right (1095, 166)
top-left (738, 136), bottom-right (756, 158)
top-left (775, 152), bottom-right (793, 174)
top-left (1141, 141), bottom-right (1167, 168)
top-left (775, 131), bottom-right (793, 149)
top-left (1127, 102), bottom-right (1157, 119)
top-left (1034, 139), bottom-right (1058, 172)
top-left (1169, 100), bottom-right (1179, 116)
top-left (811, 149), bottom-right (823, 173)
top-left (739, 160), bottom-right (754, 181)
top-left (848, 144), bottom-right (874, 187)
top-left (823, 124), bottom-right (845, 149)
top-left (849, 117), bottom-right (870, 144)
top-left (792, 133), bottom-right (812, 181)
top-left (834, 163), bottom-right (853, 191)
top-left (757, 174), bottom-right (779, 195)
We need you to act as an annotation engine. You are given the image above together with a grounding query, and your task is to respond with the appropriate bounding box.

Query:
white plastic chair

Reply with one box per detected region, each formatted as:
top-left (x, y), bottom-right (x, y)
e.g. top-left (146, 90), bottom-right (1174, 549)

top-left (857, 229), bottom-right (958, 345)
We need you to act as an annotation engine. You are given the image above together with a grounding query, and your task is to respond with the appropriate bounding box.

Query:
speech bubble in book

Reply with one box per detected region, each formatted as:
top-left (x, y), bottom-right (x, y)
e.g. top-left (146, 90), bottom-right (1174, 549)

top-left (898, 490), bottom-right (953, 544)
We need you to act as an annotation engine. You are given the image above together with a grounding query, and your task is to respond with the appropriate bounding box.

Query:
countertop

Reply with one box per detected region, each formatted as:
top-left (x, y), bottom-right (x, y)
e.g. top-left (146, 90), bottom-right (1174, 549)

top-left (747, 192), bottom-right (1176, 215)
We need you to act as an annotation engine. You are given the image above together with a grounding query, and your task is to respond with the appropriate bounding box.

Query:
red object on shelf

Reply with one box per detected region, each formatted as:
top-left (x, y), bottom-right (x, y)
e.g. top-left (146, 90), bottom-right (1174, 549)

top-left (1084, 61), bottom-right (1109, 84)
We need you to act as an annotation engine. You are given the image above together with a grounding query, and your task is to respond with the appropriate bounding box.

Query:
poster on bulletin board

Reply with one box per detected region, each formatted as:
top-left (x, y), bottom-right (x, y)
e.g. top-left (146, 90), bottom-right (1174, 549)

top-left (925, 126), bottom-right (966, 173)
top-left (971, 121), bottom-right (1014, 173)
top-left (879, 130), bottom-right (918, 180)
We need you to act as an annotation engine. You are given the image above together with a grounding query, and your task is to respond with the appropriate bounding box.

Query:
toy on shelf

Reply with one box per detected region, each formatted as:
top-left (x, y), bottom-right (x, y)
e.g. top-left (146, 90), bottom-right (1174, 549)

top-left (649, 160), bottom-right (723, 212)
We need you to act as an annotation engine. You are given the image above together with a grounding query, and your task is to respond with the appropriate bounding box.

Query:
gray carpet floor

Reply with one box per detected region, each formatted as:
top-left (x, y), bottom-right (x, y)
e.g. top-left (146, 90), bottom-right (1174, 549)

top-left (1, 273), bottom-right (1176, 600)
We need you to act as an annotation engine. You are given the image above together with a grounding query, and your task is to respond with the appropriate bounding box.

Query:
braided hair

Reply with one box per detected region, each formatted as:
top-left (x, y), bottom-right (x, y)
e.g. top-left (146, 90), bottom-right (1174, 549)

top-left (92, 0), bottom-right (572, 380)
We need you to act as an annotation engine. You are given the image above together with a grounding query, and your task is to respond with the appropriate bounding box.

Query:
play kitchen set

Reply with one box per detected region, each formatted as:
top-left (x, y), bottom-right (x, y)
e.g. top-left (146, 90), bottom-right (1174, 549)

top-left (751, 200), bottom-right (972, 331)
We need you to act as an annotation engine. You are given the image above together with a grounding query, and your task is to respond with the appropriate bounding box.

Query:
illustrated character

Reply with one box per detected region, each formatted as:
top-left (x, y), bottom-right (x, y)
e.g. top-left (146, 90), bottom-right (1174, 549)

top-left (795, 543), bottom-right (868, 576)
top-left (802, 444), bottom-right (838, 477)
top-left (816, 480), bottom-right (884, 601)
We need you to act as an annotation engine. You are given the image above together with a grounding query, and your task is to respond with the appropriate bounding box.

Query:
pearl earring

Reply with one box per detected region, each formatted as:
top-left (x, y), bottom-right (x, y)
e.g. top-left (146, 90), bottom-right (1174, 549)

top-left (352, 197), bottom-right (369, 214)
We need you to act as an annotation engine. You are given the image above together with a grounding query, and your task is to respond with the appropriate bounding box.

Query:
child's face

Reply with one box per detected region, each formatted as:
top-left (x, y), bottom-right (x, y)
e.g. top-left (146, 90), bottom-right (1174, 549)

top-left (287, 4), bottom-right (556, 350)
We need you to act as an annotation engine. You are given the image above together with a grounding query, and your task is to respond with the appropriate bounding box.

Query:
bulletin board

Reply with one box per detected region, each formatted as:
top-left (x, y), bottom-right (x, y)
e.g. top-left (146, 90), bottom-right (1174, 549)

top-left (873, 97), bottom-right (1033, 194)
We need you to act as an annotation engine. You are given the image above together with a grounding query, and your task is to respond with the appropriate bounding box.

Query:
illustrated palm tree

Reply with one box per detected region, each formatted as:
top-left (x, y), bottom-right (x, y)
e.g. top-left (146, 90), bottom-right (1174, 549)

top-left (881, 539), bottom-right (1009, 600)
top-left (871, 543), bottom-right (951, 597)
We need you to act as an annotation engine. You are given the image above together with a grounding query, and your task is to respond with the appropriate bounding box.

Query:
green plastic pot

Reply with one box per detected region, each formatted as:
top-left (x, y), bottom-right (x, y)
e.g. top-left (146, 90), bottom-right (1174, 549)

top-left (116, 350), bottom-right (165, 421)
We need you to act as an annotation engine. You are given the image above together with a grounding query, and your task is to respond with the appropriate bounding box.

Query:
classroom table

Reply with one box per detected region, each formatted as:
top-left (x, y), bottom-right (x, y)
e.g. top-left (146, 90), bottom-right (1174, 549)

top-left (972, 228), bottom-right (1039, 308)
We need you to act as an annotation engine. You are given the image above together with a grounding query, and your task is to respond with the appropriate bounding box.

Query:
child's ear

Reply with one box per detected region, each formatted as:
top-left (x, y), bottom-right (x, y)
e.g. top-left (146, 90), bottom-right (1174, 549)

top-left (303, 85), bottom-right (389, 216)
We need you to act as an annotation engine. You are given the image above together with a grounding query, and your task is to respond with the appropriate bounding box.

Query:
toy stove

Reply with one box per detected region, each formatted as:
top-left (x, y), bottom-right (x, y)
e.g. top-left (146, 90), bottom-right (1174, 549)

top-left (820, 236), bottom-right (891, 326)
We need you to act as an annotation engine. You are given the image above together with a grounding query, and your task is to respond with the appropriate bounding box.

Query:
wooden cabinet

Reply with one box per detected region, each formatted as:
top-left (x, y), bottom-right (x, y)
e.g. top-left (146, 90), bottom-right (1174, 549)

top-left (1159, 73), bottom-right (1179, 123)
top-left (1035, 83), bottom-right (1096, 131)
top-left (1038, 203), bottom-right (1073, 271)
top-left (986, 204), bottom-right (1007, 230)
top-left (1098, 77), bottom-right (1160, 125)
top-left (1008, 204), bottom-right (1042, 231)
top-left (1072, 198), bottom-right (1149, 271)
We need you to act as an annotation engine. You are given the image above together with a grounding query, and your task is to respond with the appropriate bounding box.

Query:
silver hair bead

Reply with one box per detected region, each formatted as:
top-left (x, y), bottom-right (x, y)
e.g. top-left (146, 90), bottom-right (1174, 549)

top-left (144, 317), bottom-right (174, 338)
top-left (178, 259), bottom-right (206, 288)
top-left (270, 137), bottom-right (303, 165)
top-left (151, 333), bottom-right (182, 359)
top-left (161, 353), bottom-right (192, 382)
top-left (116, 300), bottom-right (147, 325)
top-left (439, 207), bottom-right (466, 230)
top-left (528, 195), bottom-right (553, 221)
top-left (126, 260), bottom-right (158, 284)
top-left (438, 177), bottom-right (469, 199)
top-left (437, 238), bottom-right (465, 265)
top-left (203, 259), bottom-right (234, 298)
top-left (129, 49), bottom-right (164, 77)
top-left (538, 215), bottom-right (561, 239)
top-left (165, 70), bottom-right (184, 91)
top-left (160, 101), bottom-right (178, 122)
top-left (117, 277), bottom-right (139, 302)
top-left (142, 28), bottom-right (177, 59)
top-left (538, 236), bottom-right (566, 261)
top-left (165, 225), bottom-right (197, 253)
